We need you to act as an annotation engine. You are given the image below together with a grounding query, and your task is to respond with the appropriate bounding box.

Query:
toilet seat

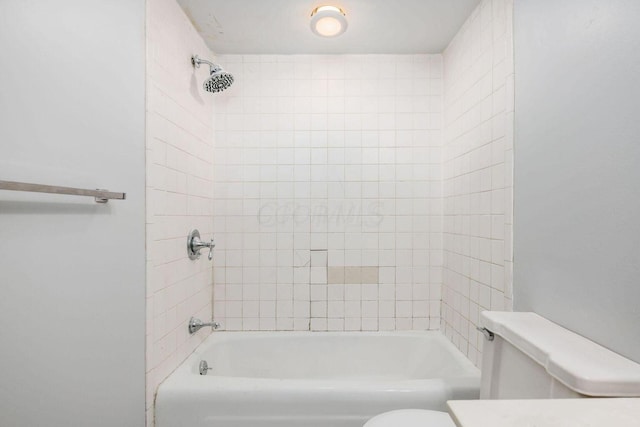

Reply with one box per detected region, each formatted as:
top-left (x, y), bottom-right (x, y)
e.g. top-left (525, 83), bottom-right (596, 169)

top-left (364, 409), bottom-right (455, 427)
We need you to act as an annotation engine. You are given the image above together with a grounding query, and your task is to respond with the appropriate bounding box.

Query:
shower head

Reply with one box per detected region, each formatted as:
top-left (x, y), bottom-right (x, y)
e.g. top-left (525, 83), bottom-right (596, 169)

top-left (191, 55), bottom-right (234, 93)
top-left (203, 69), bottom-right (234, 93)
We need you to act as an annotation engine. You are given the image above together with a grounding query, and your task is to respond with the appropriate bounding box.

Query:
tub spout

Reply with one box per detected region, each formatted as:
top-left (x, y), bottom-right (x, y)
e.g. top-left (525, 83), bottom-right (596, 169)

top-left (188, 317), bottom-right (221, 334)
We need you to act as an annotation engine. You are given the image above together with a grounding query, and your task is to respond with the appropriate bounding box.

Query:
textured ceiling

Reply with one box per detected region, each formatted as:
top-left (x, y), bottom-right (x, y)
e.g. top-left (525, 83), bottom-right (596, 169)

top-left (177, 0), bottom-right (480, 54)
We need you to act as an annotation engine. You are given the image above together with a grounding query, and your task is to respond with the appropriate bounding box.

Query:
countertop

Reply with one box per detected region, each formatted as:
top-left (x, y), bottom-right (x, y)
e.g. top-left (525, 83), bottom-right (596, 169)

top-left (447, 398), bottom-right (640, 427)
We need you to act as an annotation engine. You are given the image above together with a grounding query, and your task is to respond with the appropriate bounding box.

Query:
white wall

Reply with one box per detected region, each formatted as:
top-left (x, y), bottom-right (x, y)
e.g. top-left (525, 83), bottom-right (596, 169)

top-left (441, 0), bottom-right (515, 366)
top-left (146, 0), bottom-right (216, 424)
top-left (513, 0), bottom-right (640, 362)
top-left (212, 54), bottom-right (443, 331)
top-left (0, 1), bottom-right (146, 426)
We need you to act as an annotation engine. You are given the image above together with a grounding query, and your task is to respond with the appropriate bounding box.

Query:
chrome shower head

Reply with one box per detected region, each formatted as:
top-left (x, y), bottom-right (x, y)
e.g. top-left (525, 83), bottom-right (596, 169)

top-left (203, 68), bottom-right (234, 93)
top-left (191, 55), bottom-right (234, 93)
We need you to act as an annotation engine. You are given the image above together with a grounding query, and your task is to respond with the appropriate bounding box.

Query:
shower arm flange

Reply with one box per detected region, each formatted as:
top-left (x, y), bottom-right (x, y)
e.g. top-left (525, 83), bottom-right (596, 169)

top-left (191, 55), bottom-right (221, 73)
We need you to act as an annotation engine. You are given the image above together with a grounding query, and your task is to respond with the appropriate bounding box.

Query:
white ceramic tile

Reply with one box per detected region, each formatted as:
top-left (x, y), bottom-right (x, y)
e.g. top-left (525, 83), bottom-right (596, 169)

top-left (212, 54), bottom-right (444, 334)
top-left (146, 0), bottom-right (217, 420)
top-left (441, 0), bottom-right (514, 367)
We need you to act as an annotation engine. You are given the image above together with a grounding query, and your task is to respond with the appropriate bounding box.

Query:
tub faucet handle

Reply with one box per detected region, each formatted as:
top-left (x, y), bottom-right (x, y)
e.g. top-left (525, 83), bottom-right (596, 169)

top-left (187, 229), bottom-right (215, 261)
top-left (207, 239), bottom-right (214, 260)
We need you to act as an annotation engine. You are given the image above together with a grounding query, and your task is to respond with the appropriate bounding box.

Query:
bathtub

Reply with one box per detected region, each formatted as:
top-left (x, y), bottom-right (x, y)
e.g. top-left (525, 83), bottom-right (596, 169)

top-left (155, 331), bottom-right (480, 427)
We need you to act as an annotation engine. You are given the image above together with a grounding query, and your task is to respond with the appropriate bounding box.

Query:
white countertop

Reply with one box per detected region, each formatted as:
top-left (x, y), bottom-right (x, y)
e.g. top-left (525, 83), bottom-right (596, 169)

top-left (447, 398), bottom-right (640, 427)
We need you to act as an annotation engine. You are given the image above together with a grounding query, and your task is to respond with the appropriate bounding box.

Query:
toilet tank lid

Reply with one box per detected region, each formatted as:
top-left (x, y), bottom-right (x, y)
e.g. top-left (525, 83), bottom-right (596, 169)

top-left (480, 311), bottom-right (640, 397)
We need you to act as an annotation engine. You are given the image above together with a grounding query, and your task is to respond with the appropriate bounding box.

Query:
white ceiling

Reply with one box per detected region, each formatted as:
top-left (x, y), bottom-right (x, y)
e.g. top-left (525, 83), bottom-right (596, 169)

top-left (176, 0), bottom-right (481, 54)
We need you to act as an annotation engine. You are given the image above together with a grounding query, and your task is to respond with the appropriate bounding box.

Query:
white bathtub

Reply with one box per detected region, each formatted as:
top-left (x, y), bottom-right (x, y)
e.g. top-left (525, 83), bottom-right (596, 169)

top-left (155, 331), bottom-right (480, 427)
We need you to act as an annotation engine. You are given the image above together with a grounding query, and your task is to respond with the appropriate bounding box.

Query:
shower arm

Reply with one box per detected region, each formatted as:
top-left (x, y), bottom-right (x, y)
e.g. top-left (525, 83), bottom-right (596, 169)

top-left (191, 55), bottom-right (221, 73)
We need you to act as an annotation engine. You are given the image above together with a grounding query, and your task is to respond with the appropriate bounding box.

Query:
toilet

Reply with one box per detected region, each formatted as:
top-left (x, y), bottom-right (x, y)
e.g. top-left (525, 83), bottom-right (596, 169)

top-left (365, 311), bottom-right (640, 427)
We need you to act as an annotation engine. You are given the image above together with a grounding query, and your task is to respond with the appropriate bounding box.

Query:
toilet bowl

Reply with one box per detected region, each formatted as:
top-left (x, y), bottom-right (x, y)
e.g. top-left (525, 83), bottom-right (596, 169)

top-left (364, 409), bottom-right (454, 427)
top-left (363, 311), bottom-right (640, 427)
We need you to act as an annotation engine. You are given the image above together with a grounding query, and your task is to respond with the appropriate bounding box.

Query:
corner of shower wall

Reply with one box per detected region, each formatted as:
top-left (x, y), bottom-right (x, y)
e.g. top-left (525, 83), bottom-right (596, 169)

top-left (145, 0), bottom-right (216, 425)
top-left (441, 0), bottom-right (515, 367)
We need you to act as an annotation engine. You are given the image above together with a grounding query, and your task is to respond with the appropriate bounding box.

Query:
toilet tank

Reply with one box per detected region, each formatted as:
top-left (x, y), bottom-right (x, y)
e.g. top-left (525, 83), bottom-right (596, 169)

top-left (479, 312), bottom-right (640, 399)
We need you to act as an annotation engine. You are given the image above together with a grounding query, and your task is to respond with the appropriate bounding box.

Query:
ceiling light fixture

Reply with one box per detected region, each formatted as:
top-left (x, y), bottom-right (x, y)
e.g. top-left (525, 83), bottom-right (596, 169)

top-left (310, 5), bottom-right (348, 38)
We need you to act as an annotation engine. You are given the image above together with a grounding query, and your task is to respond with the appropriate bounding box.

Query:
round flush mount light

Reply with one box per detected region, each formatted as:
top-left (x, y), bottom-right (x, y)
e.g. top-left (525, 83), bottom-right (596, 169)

top-left (310, 5), bottom-right (348, 37)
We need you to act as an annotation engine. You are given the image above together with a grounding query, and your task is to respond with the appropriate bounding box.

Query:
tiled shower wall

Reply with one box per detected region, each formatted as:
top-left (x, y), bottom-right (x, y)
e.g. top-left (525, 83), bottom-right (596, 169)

top-left (441, 0), bottom-right (515, 366)
top-left (145, 0), bottom-right (215, 423)
top-left (212, 54), bottom-right (443, 331)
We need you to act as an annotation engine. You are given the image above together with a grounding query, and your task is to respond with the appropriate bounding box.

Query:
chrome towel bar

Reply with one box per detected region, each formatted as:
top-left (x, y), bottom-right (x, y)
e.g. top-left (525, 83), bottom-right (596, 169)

top-left (0, 180), bottom-right (126, 203)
